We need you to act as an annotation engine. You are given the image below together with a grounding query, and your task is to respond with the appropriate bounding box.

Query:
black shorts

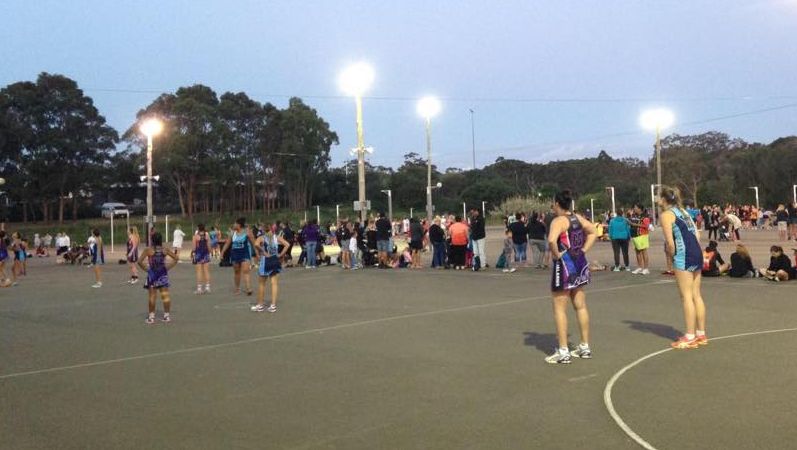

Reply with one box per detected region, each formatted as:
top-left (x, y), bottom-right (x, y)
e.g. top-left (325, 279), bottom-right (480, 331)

top-left (410, 240), bottom-right (423, 250)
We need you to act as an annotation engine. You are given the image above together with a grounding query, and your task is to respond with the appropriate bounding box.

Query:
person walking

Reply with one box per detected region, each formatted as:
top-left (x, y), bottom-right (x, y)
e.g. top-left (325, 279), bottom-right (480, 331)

top-left (608, 213), bottom-right (631, 271)
top-left (470, 208), bottom-right (488, 270)
top-left (192, 224), bottom-right (212, 294)
top-left (127, 227), bottom-right (140, 284)
top-left (659, 186), bottom-right (707, 349)
top-left (545, 190), bottom-right (596, 364)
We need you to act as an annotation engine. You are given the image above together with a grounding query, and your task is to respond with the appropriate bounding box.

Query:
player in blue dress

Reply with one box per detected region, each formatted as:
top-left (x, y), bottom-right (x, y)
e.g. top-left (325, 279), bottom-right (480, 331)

top-left (192, 224), bottom-right (212, 294)
top-left (251, 225), bottom-right (290, 313)
top-left (137, 232), bottom-right (179, 324)
top-left (0, 230), bottom-right (9, 284)
top-left (545, 190), bottom-right (597, 364)
top-left (659, 186), bottom-right (707, 349)
top-left (219, 218), bottom-right (258, 296)
top-left (88, 229), bottom-right (104, 288)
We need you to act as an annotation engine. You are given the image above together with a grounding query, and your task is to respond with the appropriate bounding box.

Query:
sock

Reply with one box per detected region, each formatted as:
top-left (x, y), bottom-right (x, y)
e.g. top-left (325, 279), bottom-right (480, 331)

top-left (148, 312), bottom-right (155, 318)
top-left (696, 330), bottom-right (706, 337)
top-left (685, 333), bottom-right (696, 340)
top-left (580, 342), bottom-right (590, 349)
top-left (205, 284), bottom-right (210, 290)
top-left (559, 347), bottom-right (569, 355)
top-left (197, 284), bottom-right (202, 291)
top-left (163, 312), bottom-right (170, 318)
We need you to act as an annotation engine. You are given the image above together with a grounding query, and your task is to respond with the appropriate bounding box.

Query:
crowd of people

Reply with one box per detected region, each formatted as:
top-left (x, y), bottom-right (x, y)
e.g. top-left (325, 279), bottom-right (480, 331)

top-left (2, 189), bottom-right (796, 364)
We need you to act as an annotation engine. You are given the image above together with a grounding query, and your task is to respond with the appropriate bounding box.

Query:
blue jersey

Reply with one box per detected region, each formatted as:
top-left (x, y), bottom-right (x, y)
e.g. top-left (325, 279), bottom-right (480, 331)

top-left (671, 208), bottom-right (702, 272)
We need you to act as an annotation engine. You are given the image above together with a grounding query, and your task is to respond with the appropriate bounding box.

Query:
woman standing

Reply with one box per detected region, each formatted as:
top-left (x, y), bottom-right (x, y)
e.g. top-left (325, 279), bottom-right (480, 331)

top-left (0, 231), bottom-right (9, 284)
top-left (88, 228), bottom-right (104, 288)
top-left (545, 190), bottom-right (596, 364)
top-left (192, 224), bottom-right (211, 294)
top-left (659, 186), bottom-right (707, 349)
top-left (219, 218), bottom-right (257, 296)
top-left (127, 227), bottom-right (140, 284)
top-left (775, 204), bottom-right (789, 242)
top-left (137, 232), bottom-right (179, 324)
top-left (409, 217), bottom-right (424, 269)
top-left (251, 225), bottom-right (290, 313)
top-left (607, 212), bottom-right (630, 271)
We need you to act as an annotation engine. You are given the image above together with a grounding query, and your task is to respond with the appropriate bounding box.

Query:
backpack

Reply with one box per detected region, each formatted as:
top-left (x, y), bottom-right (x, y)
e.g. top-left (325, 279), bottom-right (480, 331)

top-left (702, 250), bottom-right (716, 272)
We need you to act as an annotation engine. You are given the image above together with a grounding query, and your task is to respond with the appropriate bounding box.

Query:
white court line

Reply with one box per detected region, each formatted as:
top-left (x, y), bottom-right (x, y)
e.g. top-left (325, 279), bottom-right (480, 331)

top-left (0, 280), bottom-right (669, 381)
top-left (603, 326), bottom-right (797, 450)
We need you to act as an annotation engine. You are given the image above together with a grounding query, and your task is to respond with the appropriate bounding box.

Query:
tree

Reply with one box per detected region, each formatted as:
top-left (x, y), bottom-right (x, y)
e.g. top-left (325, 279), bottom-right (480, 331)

top-left (0, 73), bottom-right (117, 223)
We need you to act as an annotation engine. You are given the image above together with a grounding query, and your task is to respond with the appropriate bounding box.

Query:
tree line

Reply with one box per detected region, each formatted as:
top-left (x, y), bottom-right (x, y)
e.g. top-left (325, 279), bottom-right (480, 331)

top-left (1, 73), bottom-right (795, 225)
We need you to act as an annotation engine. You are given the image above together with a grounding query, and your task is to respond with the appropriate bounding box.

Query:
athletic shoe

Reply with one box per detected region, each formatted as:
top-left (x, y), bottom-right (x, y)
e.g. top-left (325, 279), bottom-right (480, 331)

top-left (92, 282), bottom-right (102, 288)
top-left (130, 278), bottom-right (139, 285)
top-left (267, 305), bottom-right (277, 313)
top-left (631, 268), bottom-right (643, 275)
top-left (612, 266), bottom-right (621, 272)
top-left (194, 289), bottom-right (204, 295)
top-left (641, 269), bottom-right (650, 275)
top-left (145, 314), bottom-right (155, 325)
top-left (509, 268), bottom-right (517, 273)
top-left (670, 336), bottom-right (699, 349)
top-left (661, 270), bottom-right (675, 276)
top-left (502, 269), bottom-right (510, 273)
top-left (545, 350), bottom-right (572, 364)
top-left (250, 304), bottom-right (266, 312)
top-left (570, 344), bottom-right (592, 359)
top-left (161, 314), bottom-right (171, 323)
top-left (695, 335), bottom-right (709, 346)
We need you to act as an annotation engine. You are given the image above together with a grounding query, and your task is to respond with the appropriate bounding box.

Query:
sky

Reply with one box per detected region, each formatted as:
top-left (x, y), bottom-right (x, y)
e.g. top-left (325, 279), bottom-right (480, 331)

top-left (2, 0), bottom-right (796, 170)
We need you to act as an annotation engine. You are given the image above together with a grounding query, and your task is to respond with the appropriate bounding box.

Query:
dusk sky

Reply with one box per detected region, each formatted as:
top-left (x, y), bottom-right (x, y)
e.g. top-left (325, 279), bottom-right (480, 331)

top-left (2, 0), bottom-right (796, 169)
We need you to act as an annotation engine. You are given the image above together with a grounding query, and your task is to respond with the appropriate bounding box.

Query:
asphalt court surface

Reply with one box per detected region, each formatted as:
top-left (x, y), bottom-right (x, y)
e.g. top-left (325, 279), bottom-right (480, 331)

top-left (1, 228), bottom-right (795, 449)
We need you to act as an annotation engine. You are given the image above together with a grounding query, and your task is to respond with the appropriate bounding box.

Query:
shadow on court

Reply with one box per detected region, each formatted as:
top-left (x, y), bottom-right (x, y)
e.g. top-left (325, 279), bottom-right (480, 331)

top-left (622, 320), bottom-right (681, 341)
top-left (522, 331), bottom-right (570, 354)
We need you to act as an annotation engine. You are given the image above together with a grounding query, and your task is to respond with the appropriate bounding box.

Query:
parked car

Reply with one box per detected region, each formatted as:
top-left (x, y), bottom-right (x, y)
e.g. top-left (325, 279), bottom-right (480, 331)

top-left (101, 202), bottom-right (130, 218)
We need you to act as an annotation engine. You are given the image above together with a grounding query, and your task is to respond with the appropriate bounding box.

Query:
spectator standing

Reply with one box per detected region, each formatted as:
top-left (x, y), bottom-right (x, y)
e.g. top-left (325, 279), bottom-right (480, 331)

top-left (501, 228), bottom-right (516, 273)
top-left (508, 213), bottom-right (528, 267)
top-left (448, 216), bottom-right (469, 270)
top-left (608, 213), bottom-right (631, 271)
top-left (775, 204), bottom-right (789, 241)
top-left (429, 217), bottom-right (446, 269)
top-left (172, 225), bottom-right (186, 261)
top-left (470, 208), bottom-right (488, 269)
top-left (527, 213), bottom-right (547, 269)
top-left (375, 212), bottom-right (392, 268)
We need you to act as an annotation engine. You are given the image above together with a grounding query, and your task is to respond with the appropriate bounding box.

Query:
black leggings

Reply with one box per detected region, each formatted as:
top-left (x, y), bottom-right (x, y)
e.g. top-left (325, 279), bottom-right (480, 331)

top-left (707, 227), bottom-right (717, 240)
top-left (611, 239), bottom-right (629, 267)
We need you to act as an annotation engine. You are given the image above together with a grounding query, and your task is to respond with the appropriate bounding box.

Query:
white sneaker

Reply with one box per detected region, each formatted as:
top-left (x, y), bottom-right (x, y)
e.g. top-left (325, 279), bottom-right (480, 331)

top-left (267, 304), bottom-right (277, 313)
top-left (641, 269), bottom-right (650, 275)
top-left (250, 304), bottom-right (266, 312)
top-left (570, 344), bottom-right (592, 359)
top-left (545, 349), bottom-right (572, 364)
top-left (631, 268), bottom-right (643, 275)
top-left (130, 278), bottom-right (139, 284)
top-left (91, 282), bottom-right (102, 288)
top-left (509, 268), bottom-right (517, 273)
top-left (502, 269), bottom-right (510, 273)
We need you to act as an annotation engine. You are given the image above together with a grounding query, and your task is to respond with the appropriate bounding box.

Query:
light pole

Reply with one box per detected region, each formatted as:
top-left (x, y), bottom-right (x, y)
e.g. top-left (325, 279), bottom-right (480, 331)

top-left (640, 108), bottom-right (675, 214)
top-left (792, 185), bottom-right (796, 205)
top-left (469, 108), bottom-right (476, 170)
top-left (316, 205), bottom-right (320, 224)
top-left (140, 118), bottom-right (163, 246)
top-left (605, 186), bottom-right (616, 215)
top-left (650, 184), bottom-right (660, 226)
top-left (417, 96), bottom-right (442, 223)
top-left (590, 198), bottom-right (595, 222)
top-left (380, 189), bottom-right (393, 224)
top-left (481, 201), bottom-right (486, 218)
top-left (339, 62), bottom-right (374, 224)
top-left (748, 186), bottom-right (760, 210)
top-left (336, 204), bottom-right (340, 224)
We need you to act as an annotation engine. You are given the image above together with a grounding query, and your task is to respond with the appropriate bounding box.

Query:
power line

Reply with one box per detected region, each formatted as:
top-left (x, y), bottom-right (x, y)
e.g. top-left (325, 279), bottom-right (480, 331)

top-left (83, 87), bottom-right (797, 105)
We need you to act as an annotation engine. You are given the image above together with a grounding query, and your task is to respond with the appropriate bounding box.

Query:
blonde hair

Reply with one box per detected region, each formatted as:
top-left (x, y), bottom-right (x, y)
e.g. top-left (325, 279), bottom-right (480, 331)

top-left (129, 226), bottom-right (139, 237)
top-left (735, 243), bottom-right (750, 261)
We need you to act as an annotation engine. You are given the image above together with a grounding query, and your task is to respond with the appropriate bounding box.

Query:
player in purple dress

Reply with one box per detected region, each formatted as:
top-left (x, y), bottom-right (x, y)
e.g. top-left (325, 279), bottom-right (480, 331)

top-left (545, 190), bottom-right (597, 364)
top-left (192, 224), bottom-right (212, 294)
top-left (126, 227), bottom-right (140, 284)
top-left (137, 232), bottom-right (178, 324)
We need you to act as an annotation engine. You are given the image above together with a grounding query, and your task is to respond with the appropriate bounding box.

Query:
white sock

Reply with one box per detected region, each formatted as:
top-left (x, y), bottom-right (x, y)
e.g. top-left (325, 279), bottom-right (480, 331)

top-left (696, 330), bottom-right (706, 337)
top-left (685, 333), bottom-right (696, 340)
top-left (580, 342), bottom-right (590, 349)
top-left (559, 347), bottom-right (569, 354)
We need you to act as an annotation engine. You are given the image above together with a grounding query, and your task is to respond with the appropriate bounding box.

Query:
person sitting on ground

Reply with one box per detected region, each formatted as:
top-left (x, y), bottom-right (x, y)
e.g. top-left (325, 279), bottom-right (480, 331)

top-left (701, 240), bottom-right (729, 277)
top-left (729, 243), bottom-right (756, 278)
top-left (759, 245), bottom-right (795, 282)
